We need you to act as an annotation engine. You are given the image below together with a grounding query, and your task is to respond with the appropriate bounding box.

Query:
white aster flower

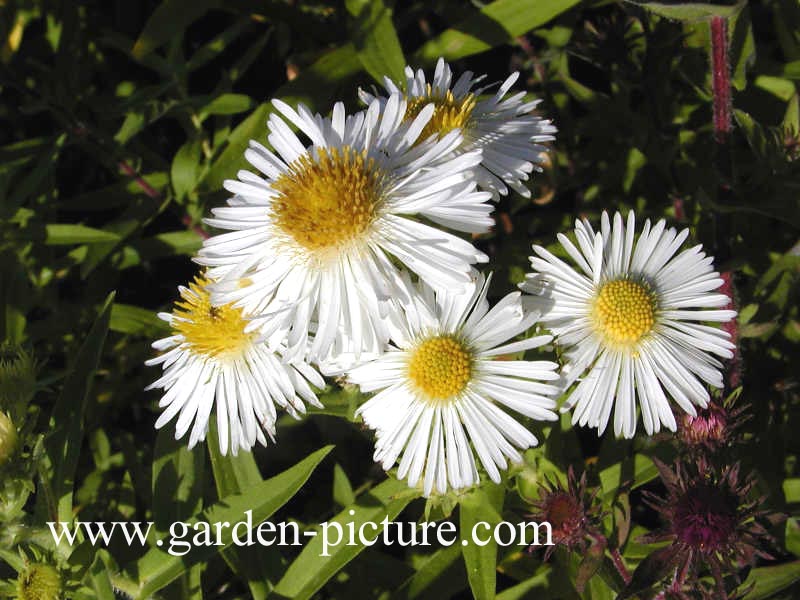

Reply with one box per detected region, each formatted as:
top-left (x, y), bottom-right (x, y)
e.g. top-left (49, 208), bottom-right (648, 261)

top-left (521, 211), bottom-right (736, 438)
top-left (146, 275), bottom-right (324, 455)
top-left (197, 95), bottom-right (492, 364)
top-left (359, 57), bottom-right (556, 200)
top-left (348, 273), bottom-right (560, 496)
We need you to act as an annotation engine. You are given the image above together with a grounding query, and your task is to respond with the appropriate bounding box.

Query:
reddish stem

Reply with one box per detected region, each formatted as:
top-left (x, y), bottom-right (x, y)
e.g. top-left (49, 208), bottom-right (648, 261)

top-left (117, 160), bottom-right (161, 200)
top-left (710, 17), bottom-right (731, 145)
top-left (610, 548), bottom-right (632, 585)
top-left (117, 159), bottom-right (209, 240)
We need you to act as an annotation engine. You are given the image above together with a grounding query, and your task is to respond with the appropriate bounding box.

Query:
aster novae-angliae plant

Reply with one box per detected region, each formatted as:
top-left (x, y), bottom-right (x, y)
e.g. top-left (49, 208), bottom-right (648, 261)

top-left (359, 57), bottom-right (556, 200)
top-left (197, 94), bottom-right (493, 367)
top-left (146, 274), bottom-right (324, 455)
top-left (521, 210), bottom-right (736, 438)
top-left (347, 272), bottom-right (560, 496)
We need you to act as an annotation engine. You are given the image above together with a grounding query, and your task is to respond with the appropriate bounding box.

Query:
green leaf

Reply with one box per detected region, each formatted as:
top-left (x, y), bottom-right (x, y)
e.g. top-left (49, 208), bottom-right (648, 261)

top-left (625, 0), bottom-right (746, 21)
top-left (333, 463), bottom-right (356, 507)
top-left (0, 251), bottom-right (28, 343)
top-left (495, 570), bottom-right (550, 600)
top-left (599, 454), bottom-right (658, 500)
top-left (171, 138), bottom-right (202, 201)
top-left (207, 421), bottom-right (275, 600)
top-left (132, 0), bottom-right (219, 59)
top-left (414, 0), bottom-right (581, 63)
top-left (130, 230), bottom-right (204, 261)
top-left (38, 292), bottom-right (115, 524)
top-left (784, 478), bottom-right (800, 503)
top-left (395, 544), bottom-right (465, 600)
top-left (272, 478), bottom-right (420, 600)
top-left (109, 303), bottom-right (170, 336)
top-left (346, 0), bottom-right (406, 84)
top-left (125, 445), bottom-right (333, 599)
top-left (742, 560), bottom-right (800, 599)
top-left (152, 429), bottom-right (205, 537)
top-left (199, 93), bottom-right (255, 118)
top-left (460, 485), bottom-right (505, 600)
top-left (786, 518), bottom-right (800, 558)
top-left (45, 225), bottom-right (121, 245)
top-left (152, 430), bottom-right (206, 598)
top-left (86, 551), bottom-right (117, 598)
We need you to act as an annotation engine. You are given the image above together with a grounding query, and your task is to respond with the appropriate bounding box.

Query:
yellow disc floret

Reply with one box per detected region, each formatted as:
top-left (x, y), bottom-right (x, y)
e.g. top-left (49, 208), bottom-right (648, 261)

top-left (407, 335), bottom-right (473, 402)
top-left (404, 86), bottom-right (476, 142)
top-left (591, 279), bottom-right (657, 349)
top-left (272, 146), bottom-right (383, 252)
top-left (172, 276), bottom-right (254, 359)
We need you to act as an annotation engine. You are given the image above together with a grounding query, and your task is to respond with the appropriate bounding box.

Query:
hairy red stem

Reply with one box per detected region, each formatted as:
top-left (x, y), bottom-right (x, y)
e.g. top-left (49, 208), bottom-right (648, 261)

top-left (711, 17), bottom-right (731, 144)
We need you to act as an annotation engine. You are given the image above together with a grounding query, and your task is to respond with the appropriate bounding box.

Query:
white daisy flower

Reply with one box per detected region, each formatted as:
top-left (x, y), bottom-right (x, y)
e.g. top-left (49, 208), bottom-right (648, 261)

top-left (521, 211), bottom-right (736, 438)
top-left (197, 95), bottom-right (493, 365)
top-left (146, 275), bottom-right (324, 456)
top-left (359, 57), bottom-right (556, 200)
top-left (348, 273), bottom-right (560, 496)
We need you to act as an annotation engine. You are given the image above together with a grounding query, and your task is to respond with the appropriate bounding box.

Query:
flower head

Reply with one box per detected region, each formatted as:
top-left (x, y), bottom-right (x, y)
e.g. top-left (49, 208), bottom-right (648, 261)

top-left (641, 459), bottom-right (774, 593)
top-left (197, 95), bottom-right (492, 365)
top-left (360, 58), bottom-right (556, 200)
top-left (527, 466), bottom-right (601, 559)
top-left (348, 272), bottom-right (559, 496)
top-left (676, 397), bottom-right (748, 453)
top-left (521, 211), bottom-right (736, 437)
top-left (146, 274), bottom-right (324, 455)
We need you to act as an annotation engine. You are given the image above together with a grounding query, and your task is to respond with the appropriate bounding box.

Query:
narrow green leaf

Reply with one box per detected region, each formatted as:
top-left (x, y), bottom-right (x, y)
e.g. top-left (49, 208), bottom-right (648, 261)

top-left (460, 485), bottom-right (504, 600)
top-left (45, 224), bottom-right (121, 245)
top-left (272, 478), bottom-right (420, 600)
top-left (414, 0), bottom-right (581, 63)
top-left (625, 0), bottom-right (746, 21)
top-left (152, 429), bottom-right (205, 537)
top-left (784, 478), bottom-right (800, 503)
top-left (742, 560), bottom-right (800, 599)
top-left (346, 0), bottom-right (406, 83)
top-left (171, 138), bottom-right (202, 201)
top-left (132, 0), bottom-right (219, 59)
top-left (495, 569), bottom-right (550, 600)
top-left (131, 230), bottom-right (204, 260)
top-left (126, 445), bottom-right (333, 598)
top-left (86, 551), bottom-right (116, 598)
top-left (333, 463), bottom-right (356, 507)
top-left (110, 303), bottom-right (170, 336)
top-left (599, 454), bottom-right (658, 500)
top-left (0, 251), bottom-right (28, 343)
top-left (395, 544), bottom-right (464, 600)
top-left (199, 93), bottom-right (255, 117)
top-left (39, 292), bottom-right (115, 524)
top-left (207, 421), bottom-right (275, 600)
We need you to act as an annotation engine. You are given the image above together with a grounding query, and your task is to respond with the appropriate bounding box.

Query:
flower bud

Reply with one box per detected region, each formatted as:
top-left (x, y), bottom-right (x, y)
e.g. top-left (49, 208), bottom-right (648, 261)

top-left (17, 563), bottom-right (62, 600)
top-left (0, 411), bottom-right (17, 467)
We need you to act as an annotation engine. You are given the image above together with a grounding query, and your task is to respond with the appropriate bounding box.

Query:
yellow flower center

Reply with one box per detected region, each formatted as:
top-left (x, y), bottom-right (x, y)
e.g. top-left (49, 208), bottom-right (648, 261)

top-left (272, 146), bottom-right (384, 252)
top-left (404, 86), bottom-right (476, 142)
top-left (407, 335), bottom-right (473, 402)
top-left (591, 279), bottom-right (657, 349)
top-left (172, 276), bottom-right (254, 359)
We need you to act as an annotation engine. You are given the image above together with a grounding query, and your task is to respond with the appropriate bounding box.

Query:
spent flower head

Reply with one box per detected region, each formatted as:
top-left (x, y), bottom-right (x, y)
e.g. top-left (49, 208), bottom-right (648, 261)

top-left (526, 466), bottom-right (602, 559)
top-left (641, 458), bottom-right (776, 595)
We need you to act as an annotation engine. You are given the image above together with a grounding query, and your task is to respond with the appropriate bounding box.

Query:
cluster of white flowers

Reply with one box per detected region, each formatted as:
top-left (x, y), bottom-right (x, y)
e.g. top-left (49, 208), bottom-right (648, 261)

top-left (147, 59), bottom-right (735, 496)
